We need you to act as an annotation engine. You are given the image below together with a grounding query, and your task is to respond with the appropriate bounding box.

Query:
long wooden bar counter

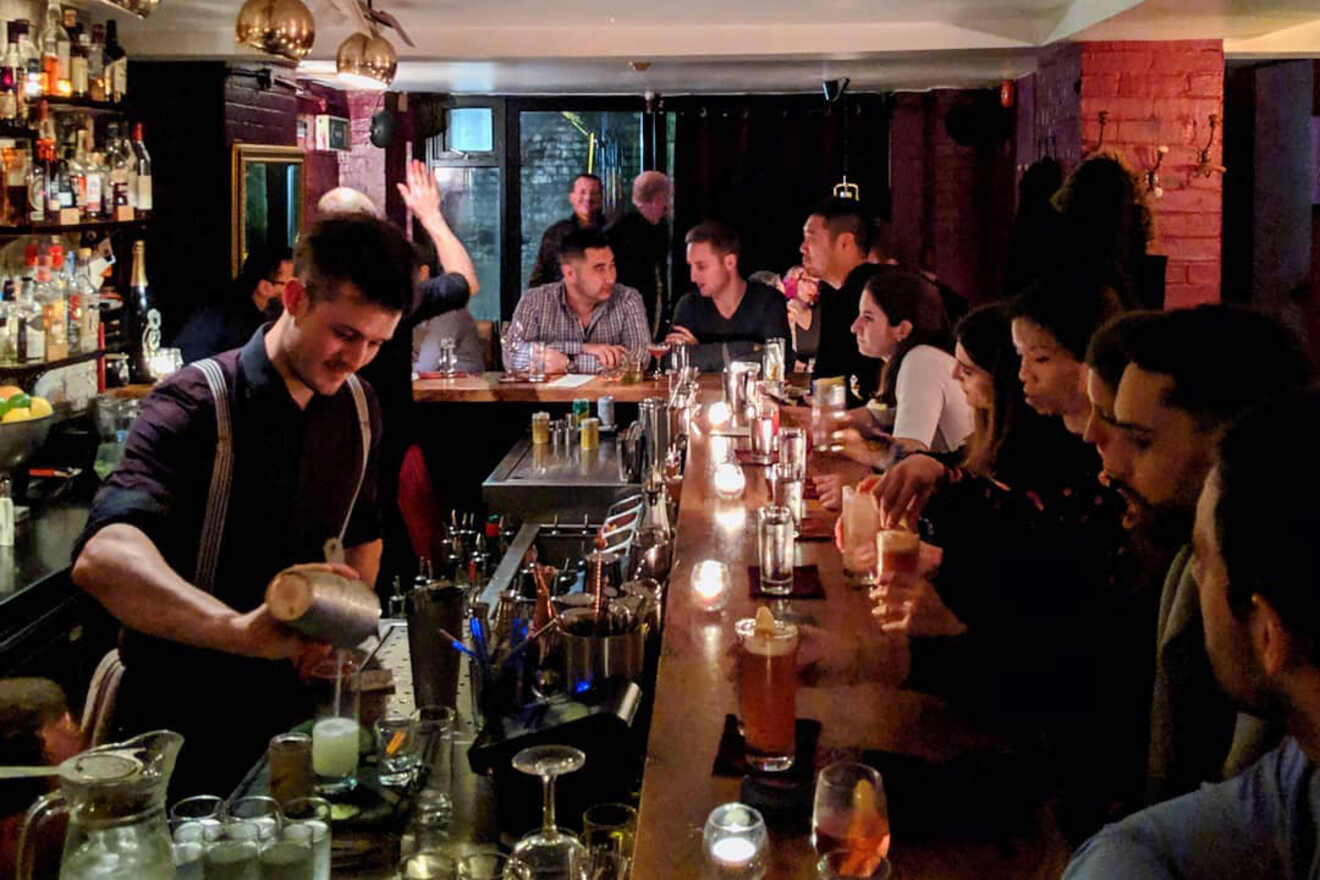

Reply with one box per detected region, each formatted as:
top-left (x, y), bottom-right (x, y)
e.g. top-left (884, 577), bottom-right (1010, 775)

top-left (414, 372), bottom-right (666, 403)
top-left (632, 379), bottom-right (1071, 878)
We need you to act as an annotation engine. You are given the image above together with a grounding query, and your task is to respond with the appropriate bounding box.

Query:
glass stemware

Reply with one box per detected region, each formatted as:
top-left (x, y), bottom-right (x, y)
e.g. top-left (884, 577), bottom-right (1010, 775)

top-left (511, 745), bottom-right (588, 879)
top-left (647, 341), bottom-right (670, 381)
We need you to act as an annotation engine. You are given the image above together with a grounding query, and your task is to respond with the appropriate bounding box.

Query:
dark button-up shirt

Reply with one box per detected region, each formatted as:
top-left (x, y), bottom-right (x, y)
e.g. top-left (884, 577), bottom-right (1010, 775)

top-left (73, 327), bottom-right (383, 793)
top-left (607, 208), bottom-right (669, 334)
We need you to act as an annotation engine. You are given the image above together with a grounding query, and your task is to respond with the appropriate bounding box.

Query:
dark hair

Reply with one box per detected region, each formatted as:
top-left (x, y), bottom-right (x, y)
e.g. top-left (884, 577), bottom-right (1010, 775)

top-left (861, 268), bottom-right (951, 404)
top-left (558, 227), bottom-right (611, 265)
top-left (571, 173), bottom-right (602, 191)
top-left (868, 218), bottom-right (893, 262)
top-left (1008, 274), bottom-right (1126, 361)
top-left (1085, 310), bottom-right (1161, 391)
top-left (296, 215), bottom-right (415, 314)
top-left (0, 678), bottom-right (68, 814)
top-left (811, 197), bottom-right (872, 255)
top-left (1121, 305), bottom-right (1312, 430)
top-left (413, 235), bottom-right (440, 279)
top-left (1215, 387), bottom-right (1320, 660)
top-left (234, 244), bottom-right (293, 298)
top-left (685, 220), bottom-right (740, 257)
top-left (955, 303), bottom-right (1026, 477)
top-left (1054, 154), bottom-right (1153, 307)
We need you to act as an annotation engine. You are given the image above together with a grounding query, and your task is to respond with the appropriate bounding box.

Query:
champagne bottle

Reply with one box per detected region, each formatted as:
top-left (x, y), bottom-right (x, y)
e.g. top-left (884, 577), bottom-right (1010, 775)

top-left (127, 238), bottom-right (153, 381)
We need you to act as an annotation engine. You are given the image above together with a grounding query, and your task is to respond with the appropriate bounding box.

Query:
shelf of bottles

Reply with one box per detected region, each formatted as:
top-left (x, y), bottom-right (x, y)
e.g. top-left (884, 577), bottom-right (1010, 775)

top-left (0, 1), bottom-right (149, 232)
top-left (0, 238), bottom-right (105, 370)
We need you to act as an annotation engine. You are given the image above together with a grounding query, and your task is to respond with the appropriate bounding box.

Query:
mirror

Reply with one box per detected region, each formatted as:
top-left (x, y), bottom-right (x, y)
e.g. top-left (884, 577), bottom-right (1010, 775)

top-left (231, 144), bottom-right (304, 275)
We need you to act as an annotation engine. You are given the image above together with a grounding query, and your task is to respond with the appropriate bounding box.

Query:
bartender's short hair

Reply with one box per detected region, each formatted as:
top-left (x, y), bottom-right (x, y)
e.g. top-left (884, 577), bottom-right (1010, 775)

top-left (296, 215), bottom-right (415, 314)
top-left (558, 228), bottom-right (611, 265)
top-left (571, 173), bottom-right (602, 191)
top-left (810, 198), bottom-right (872, 254)
top-left (685, 221), bottom-right (740, 257)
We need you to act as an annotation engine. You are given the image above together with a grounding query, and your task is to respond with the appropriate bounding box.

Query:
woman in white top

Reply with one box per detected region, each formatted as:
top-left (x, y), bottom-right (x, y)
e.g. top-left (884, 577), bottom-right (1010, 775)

top-left (834, 269), bottom-right (974, 466)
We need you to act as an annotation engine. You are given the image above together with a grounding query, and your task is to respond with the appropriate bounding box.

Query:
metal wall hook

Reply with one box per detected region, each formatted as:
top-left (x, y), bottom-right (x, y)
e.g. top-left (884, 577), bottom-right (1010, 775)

top-left (1195, 114), bottom-right (1227, 177)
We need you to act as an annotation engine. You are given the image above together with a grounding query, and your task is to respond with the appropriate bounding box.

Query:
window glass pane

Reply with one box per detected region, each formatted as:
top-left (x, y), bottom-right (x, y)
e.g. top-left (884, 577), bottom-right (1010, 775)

top-left (431, 166), bottom-right (501, 321)
top-left (449, 108), bottom-right (493, 153)
top-left (519, 110), bottom-right (643, 291)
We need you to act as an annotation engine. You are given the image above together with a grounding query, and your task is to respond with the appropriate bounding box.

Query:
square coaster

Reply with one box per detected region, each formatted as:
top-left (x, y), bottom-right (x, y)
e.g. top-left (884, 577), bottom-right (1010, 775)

top-left (748, 565), bottom-right (825, 599)
top-left (713, 713), bottom-right (822, 782)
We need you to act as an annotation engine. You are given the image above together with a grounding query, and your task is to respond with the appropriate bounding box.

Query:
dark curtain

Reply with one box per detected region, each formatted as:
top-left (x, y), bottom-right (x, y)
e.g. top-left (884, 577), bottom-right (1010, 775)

top-left (669, 94), bottom-right (891, 292)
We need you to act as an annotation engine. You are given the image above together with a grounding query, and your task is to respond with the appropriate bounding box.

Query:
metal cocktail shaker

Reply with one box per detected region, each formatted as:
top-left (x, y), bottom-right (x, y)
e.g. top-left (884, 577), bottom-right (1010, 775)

top-left (405, 583), bottom-right (468, 709)
top-left (639, 397), bottom-right (671, 476)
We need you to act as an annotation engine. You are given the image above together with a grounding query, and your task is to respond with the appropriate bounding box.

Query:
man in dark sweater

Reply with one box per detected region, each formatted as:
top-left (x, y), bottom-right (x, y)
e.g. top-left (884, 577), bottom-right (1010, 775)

top-left (173, 244), bottom-right (293, 364)
top-left (528, 173), bottom-right (604, 286)
top-left (665, 220), bottom-right (792, 373)
top-left (800, 198), bottom-right (882, 402)
top-left (607, 171), bottom-right (671, 336)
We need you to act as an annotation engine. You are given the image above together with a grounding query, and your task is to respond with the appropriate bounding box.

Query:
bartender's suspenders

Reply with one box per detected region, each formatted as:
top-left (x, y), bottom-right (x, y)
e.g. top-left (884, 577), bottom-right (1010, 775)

top-left (189, 358), bottom-right (371, 591)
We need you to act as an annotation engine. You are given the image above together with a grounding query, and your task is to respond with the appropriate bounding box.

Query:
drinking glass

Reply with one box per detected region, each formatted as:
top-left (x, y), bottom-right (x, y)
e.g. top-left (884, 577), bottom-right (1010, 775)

top-left (748, 401), bottom-right (777, 465)
top-left (202, 819), bottom-right (262, 880)
top-left (769, 462), bottom-right (804, 528)
top-left (816, 850), bottom-right (893, 880)
top-left (258, 835), bottom-right (315, 880)
top-left (375, 714), bottom-right (420, 787)
top-left (585, 849), bottom-right (629, 880)
top-left (582, 803), bottom-right (637, 862)
top-left (735, 362), bottom-right (762, 419)
top-left (172, 837), bottom-right (204, 880)
top-left (812, 762), bottom-right (890, 866)
top-left (437, 337), bottom-right (458, 377)
top-left (811, 381), bottom-right (847, 449)
top-left (226, 795), bottom-right (282, 846)
top-left (841, 486), bottom-right (879, 586)
top-left (757, 505), bottom-right (795, 596)
top-left (762, 338), bottom-right (786, 388)
top-left (310, 654), bottom-right (360, 795)
top-left (414, 705), bottom-right (457, 830)
top-left (703, 803), bottom-right (768, 878)
top-left (779, 427), bottom-right (807, 480)
top-left (511, 744), bottom-right (589, 878)
top-left (734, 613), bottom-right (798, 771)
top-left (647, 340), bottom-right (669, 380)
top-left (398, 850), bottom-right (458, 879)
top-left (669, 342), bottom-right (690, 376)
top-left (529, 342), bottom-right (548, 383)
top-left (170, 794), bottom-right (224, 844)
top-left (458, 851), bottom-right (534, 880)
top-left (876, 529), bottom-right (920, 586)
top-left (268, 733), bottom-right (314, 808)
top-left (282, 797), bottom-right (331, 880)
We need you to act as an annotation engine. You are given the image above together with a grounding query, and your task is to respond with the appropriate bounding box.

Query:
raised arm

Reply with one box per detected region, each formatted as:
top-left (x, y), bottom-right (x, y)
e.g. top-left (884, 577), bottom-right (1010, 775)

top-left (397, 159), bottom-right (479, 298)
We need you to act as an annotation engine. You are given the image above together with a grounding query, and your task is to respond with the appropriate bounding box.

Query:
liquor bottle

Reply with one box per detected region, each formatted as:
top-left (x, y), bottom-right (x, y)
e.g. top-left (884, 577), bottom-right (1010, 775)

top-left (17, 246), bottom-right (43, 363)
top-left (70, 34), bottom-right (87, 99)
top-left (75, 246), bottom-right (96, 353)
top-left (88, 24), bottom-right (104, 102)
top-left (83, 130), bottom-right (102, 220)
top-left (40, 2), bottom-right (60, 96)
top-left (62, 131), bottom-right (84, 217)
top-left (56, 6), bottom-right (74, 96)
top-left (27, 142), bottom-right (46, 225)
top-left (63, 248), bottom-right (79, 353)
top-left (1, 145), bottom-right (25, 226)
top-left (131, 122), bottom-right (150, 214)
top-left (102, 20), bottom-right (125, 103)
top-left (126, 239), bottom-right (151, 381)
top-left (104, 120), bottom-right (127, 212)
top-left (35, 253), bottom-right (64, 360)
top-left (0, 25), bottom-right (21, 122)
top-left (0, 278), bottom-right (17, 366)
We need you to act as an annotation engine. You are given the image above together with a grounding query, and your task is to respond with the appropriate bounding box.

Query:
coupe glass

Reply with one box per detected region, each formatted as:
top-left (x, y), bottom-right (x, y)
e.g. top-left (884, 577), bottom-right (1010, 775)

top-left (647, 341), bottom-right (670, 380)
top-left (511, 745), bottom-right (589, 879)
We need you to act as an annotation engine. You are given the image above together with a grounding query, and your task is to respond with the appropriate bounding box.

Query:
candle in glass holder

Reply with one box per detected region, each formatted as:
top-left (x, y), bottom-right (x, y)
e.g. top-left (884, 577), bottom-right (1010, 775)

top-left (709, 400), bottom-right (732, 428)
top-left (713, 462), bottom-right (746, 499)
top-left (704, 803), bottom-right (768, 878)
top-left (691, 560), bottom-right (729, 612)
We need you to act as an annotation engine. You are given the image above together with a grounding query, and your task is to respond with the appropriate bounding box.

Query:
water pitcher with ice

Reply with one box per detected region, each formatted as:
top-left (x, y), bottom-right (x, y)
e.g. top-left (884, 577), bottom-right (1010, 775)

top-left (16, 729), bottom-right (182, 880)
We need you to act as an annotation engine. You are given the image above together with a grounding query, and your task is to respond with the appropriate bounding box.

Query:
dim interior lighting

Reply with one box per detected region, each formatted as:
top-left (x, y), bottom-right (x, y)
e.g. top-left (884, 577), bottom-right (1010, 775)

top-left (691, 560), bottom-right (729, 613)
top-left (336, 31), bottom-right (397, 89)
top-left (708, 400), bottom-right (731, 427)
top-left (713, 463), bottom-right (746, 500)
top-left (235, 0), bottom-right (316, 63)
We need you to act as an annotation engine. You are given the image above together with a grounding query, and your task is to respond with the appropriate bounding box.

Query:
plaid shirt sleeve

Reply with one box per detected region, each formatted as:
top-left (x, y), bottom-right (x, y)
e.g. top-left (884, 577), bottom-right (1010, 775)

top-left (568, 285), bottom-right (651, 373)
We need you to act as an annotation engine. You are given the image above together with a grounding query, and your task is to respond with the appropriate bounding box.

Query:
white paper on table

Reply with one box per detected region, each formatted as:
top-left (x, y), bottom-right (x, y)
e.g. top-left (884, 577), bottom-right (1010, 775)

top-left (545, 374), bottom-right (597, 389)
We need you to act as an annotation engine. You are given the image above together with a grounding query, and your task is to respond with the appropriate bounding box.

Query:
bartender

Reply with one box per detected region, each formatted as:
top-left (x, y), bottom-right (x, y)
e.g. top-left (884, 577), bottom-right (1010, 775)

top-left (70, 214), bottom-right (416, 797)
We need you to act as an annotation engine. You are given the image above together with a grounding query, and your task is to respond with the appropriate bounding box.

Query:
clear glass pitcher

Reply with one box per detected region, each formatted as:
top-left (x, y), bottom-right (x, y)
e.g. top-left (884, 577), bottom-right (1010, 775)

top-left (16, 729), bottom-right (183, 880)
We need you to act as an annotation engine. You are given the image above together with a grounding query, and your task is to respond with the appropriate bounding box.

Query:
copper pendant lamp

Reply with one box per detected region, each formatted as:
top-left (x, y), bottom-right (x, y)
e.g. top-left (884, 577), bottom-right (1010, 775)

top-left (336, 31), bottom-right (397, 89)
top-left (235, 0), bottom-right (316, 63)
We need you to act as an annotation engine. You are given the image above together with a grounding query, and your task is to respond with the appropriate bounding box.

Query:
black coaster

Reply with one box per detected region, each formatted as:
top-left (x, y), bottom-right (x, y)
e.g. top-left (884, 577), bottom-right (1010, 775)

top-left (748, 565), bottom-right (825, 599)
top-left (712, 713), bottom-right (821, 782)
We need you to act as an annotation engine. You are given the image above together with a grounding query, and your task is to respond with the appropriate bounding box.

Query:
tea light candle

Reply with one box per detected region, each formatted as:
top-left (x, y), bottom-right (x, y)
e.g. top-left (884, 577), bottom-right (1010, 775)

top-left (703, 802), bottom-right (768, 877)
top-left (691, 560), bottom-right (729, 612)
top-left (709, 400), bottom-right (732, 427)
top-left (713, 462), bottom-right (746, 500)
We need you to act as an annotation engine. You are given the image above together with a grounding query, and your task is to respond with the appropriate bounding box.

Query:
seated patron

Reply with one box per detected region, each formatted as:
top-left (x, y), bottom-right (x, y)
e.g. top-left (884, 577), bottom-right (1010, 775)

top-left (172, 245), bottom-right (292, 363)
top-left (784, 265), bottom-right (821, 368)
top-left (1064, 387), bottom-right (1320, 878)
top-left (412, 235), bottom-right (484, 375)
top-left (665, 221), bottom-right (793, 372)
top-left (504, 228), bottom-right (649, 374)
top-left (529, 173), bottom-right (604, 287)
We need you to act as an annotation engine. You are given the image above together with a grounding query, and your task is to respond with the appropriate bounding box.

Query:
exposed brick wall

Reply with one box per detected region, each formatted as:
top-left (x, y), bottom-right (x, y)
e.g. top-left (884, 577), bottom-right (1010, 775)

top-left (339, 91), bottom-right (388, 215)
top-left (224, 64), bottom-right (297, 147)
top-left (1077, 40), bottom-right (1225, 308)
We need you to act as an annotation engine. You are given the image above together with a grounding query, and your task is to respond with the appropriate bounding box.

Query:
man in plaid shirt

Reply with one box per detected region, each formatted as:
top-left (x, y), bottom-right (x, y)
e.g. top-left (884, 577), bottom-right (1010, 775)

top-left (503, 228), bottom-right (651, 374)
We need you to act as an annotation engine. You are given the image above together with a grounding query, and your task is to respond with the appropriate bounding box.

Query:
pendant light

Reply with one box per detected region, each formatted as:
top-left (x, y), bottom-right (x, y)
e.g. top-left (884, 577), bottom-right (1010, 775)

top-left (235, 0), bottom-right (316, 63)
top-left (336, 31), bottom-right (397, 89)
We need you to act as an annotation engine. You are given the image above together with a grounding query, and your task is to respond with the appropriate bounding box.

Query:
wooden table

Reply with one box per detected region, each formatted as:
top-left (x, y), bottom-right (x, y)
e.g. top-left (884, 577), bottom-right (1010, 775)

top-left (631, 380), bottom-right (1070, 879)
top-left (414, 372), bottom-right (667, 404)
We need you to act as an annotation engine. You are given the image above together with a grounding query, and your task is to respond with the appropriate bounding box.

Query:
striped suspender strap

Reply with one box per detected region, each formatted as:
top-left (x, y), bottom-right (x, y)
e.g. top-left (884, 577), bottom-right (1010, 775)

top-left (193, 358), bottom-right (232, 591)
top-left (341, 375), bottom-right (371, 542)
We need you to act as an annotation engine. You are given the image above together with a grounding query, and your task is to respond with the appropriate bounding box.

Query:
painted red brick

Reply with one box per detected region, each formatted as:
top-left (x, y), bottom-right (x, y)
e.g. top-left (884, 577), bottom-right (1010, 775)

top-left (1164, 283), bottom-right (1220, 308)
top-left (1158, 212), bottom-right (1221, 237)
top-left (1186, 262), bottom-right (1221, 285)
top-left (1161, 236), bottom-right (1221, 261)
top-left (1082, 74), bottom-right (1120, 98)
top-left (1157, 187), bottom-right (1222, 213)
top-left (1188, 73), bottom-right (1223, 97)
top-left (1082, 51), bottom-right (1154, 74)
top-left (1151, 49), bottom-right (1224, 75)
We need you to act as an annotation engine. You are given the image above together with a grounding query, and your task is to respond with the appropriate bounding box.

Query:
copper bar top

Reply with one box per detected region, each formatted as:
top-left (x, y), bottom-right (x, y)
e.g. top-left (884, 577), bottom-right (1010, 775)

top-left (631, 379), bottom-right (1069, 879)
top-left (414, 372), bottom-right (666, 403)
